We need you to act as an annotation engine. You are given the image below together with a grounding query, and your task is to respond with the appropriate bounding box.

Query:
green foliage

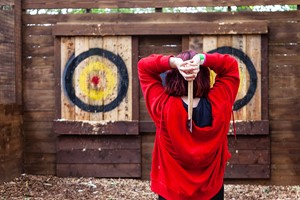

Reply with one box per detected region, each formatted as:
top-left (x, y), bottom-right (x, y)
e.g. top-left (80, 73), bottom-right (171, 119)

top-left (26, 5), bottom-right (297, 15)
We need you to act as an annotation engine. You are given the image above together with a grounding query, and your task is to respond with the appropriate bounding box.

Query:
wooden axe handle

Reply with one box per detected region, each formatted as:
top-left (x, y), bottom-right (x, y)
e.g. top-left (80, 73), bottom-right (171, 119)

top-left (188, 81), bottom-right (193, 132)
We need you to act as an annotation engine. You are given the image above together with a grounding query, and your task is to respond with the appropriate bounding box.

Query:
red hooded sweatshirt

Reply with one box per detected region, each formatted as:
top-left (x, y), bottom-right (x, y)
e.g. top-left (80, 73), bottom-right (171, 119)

top-left (138, 53), bottom-right (240, 200)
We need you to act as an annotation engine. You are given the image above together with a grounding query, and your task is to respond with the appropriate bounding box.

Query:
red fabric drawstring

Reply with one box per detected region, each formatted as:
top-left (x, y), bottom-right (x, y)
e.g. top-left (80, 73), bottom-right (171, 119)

top-left (232, 110), bottom-right (236, 140)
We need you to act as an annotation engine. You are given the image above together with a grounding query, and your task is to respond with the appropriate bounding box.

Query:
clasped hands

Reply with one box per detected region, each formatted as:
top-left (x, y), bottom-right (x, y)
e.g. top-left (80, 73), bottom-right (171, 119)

top-left (169, 54), bottom-right (201, 81)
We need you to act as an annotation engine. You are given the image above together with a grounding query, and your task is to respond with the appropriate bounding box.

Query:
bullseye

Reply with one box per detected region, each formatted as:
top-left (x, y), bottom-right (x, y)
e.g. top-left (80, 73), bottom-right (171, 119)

top-left (78, 61), bottom-right (116, 101)
top-left (91, 76), bottom-right (100, 86)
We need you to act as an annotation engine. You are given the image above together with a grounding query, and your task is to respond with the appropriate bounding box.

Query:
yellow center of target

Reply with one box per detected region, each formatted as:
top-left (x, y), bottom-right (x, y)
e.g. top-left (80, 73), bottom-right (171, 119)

top-left (79, 61), bottom-right (116, 101)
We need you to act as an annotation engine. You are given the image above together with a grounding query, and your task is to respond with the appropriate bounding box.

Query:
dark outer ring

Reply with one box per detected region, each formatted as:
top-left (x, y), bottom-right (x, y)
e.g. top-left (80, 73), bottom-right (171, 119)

top-left (64, 48), bottom-right (129, 113)
top-left (208, 46), bottom-right (257, 111)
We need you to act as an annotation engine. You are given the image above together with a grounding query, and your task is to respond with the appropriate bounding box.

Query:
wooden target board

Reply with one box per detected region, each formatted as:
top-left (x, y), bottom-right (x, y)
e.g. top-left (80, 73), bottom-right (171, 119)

top-left (60, 36), bottom-right (132, 122)
top-left (189, 35), bottom-right (262, 121)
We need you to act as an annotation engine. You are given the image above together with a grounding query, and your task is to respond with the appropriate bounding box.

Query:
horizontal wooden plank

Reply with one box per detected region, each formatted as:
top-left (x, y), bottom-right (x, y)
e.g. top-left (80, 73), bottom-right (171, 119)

top-left (24, 79), bottom-right (55, 90)
top-left (139, 120), bottom-right (269, 135)
top-left (23, 56), bottom-right (54, 67)
top-left (24, 163), bottom-right (55, 175)
top-left (229, 120), bottom-right (269, 135)
top-left (0, 158), bottom-right (23, 183)
top-left (57, 163), bottom-right (141, 178)
top-left (23, 90), bottom-right (55, 111)
top-left (57, 135), bottom-right (141, 150)
top-left (269, 174), bottom-right (300, 185)
top-left (269, 44), bottom-right (300, 56)
top-left (139, 121), bottom-right (156, 133)
top-left (24, 26), bottom-right (53, 35)
top-left (270, 120), bottom-right (300, 132)
top-left (57, 149), bottom-right (141, 164)
top-left (22, 11), bottom-right (300, 25)
top-left (271, 153), bottom-right (300, 164)
top-left (271, 130), bottom-right (300, 142)
top-left (24, 66), bottom-right (54, 80)
top-left (269, 103), bottom-right (300, 121)
top-left (24, 130), bottom-right (55, 141)
top-left (24, 46), bottom-right (54, 57)
top-left (52, 21), bottom-right (268, 36)
top-left (24, 140), bottom-right (56, 154)
top-left (23, 111), bottom-right (55, 122)
top-left (228, 149), bottom-right (270, 165)
top-left (24, 153), bottom-right (56, 165)
top-left (23, 35), bottom-right (54, 46)
top-left (24, 121), bottom-right (53, 131)
top-left (0, 104), bottom-right (22, 115)
top-left (228, 136), bottom-right (270, 150)
top-left (54, 120), bottom-right (139, 135)
top-left (0, 135), bottom-right (23, 156)
top-left (224, 164), bottom-right (270, 179)
top-left (269, 63), bottom-right (300, 76)
top-left (22, 0), bottom-right (300, 9)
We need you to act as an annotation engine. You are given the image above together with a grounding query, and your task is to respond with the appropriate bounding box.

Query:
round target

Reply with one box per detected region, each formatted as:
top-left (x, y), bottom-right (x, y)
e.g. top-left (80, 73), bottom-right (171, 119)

top-left (64, 48), bottom-right (129, 113)
top-left (208, 46), bottom-right (257, 111)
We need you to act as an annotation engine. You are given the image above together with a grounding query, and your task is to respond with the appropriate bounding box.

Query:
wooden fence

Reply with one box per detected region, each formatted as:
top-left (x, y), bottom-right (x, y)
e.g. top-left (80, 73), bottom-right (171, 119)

top-left (0, 0), bottom-right (299, 185)
top-left (0, 0), bottom-right (22, 183)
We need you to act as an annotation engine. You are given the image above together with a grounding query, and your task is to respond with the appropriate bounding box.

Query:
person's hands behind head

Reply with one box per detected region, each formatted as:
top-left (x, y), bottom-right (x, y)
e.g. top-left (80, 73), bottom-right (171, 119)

top-left (169, 57), bottom-right (184, 69)
top-left (178, 58), bottom-right (200, 81)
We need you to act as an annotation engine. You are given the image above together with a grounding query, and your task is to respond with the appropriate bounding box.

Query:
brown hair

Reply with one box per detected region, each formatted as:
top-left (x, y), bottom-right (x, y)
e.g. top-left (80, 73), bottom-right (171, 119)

top-left (164, 50), bottom-right (210, 97)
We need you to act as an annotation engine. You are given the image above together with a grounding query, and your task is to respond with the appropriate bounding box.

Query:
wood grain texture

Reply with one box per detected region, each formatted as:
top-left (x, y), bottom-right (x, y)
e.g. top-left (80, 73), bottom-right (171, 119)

top-left (53, 120), bottom-right (139, 135)
top-left (56, 135), bottom-right (141, 178)
top-left (21, 6), bottom-right (300, 184)
top-left (0, 104), bottom-right (23, 183)
top-left (22, 0), bottom-right (300, 9)
top-left (52, 21), bottom-right (268, 36)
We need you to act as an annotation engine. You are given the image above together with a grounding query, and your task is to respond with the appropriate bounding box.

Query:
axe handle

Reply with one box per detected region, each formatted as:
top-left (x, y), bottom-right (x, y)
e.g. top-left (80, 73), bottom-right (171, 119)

top-left (188, 81), bottom-right (193, 132)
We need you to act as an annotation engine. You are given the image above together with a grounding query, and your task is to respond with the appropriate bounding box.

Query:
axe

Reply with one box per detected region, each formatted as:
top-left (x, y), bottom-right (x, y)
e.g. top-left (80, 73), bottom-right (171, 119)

top-left (187, 81), bottom-right (193, 132)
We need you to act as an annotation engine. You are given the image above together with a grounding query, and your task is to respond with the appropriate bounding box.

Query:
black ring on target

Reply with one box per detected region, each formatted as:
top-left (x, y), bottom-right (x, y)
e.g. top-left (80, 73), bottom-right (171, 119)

top-left (208, 46), bottom-right (257, 111)
top-left (64, 48), bottom-right (129, 113)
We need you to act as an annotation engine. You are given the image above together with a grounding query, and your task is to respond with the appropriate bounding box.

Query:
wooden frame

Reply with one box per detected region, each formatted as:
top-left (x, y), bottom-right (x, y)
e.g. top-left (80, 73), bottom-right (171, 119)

top-left (53, 35), bottom-right (140, 135)
top-left (23, 0), bottom-right (300, 9)
top-left (52, 21), bottom-right (268, 36)
top-left (53, 120), bottom-right (138, 135)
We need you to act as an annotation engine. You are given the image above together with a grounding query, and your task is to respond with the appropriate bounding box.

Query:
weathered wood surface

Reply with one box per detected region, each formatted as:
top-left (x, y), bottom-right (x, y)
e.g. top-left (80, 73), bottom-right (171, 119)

top-left (23, 12), bottom-right (299, 25)
top-left (22, 0), bottom-right (300, 9)
top-left (196, 34), bottom-right (263, 121)
top-left (22, 7), bottom-right (300, 184)
top-left (0, 5), bottom-right (15, 104)
top-left (58, 36), bottom-right (133, 121)
top-left (139, 121), bottom-right (269, 135)
top-left (52, 21), bottom-right (268, 36)
top-left (57, 163), bottom-right (141, 178)
top-left (142, 133), bottom-right (270, 179)
top-left (0, 104), bottom-right (23, 183)
top-left (53, 120), bottom-right (139, 135)
top-left (56, 135), bottom-right (141, 178)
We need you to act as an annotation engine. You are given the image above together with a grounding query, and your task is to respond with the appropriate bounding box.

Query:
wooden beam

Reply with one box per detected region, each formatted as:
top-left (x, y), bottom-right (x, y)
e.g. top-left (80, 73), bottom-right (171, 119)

top-left (53, 120), bottom-right (139, 135)
top-left (57, 163), bottom-right (141, 178)
top-left (23, 12), bottom-right (299, 25)
top-left (22, 0), bottom-right (300, 9)
top-left (52, 21), bottom-right (268, 36)
top-left (131, 36), bottom-right (139, 121)
top-left (225, 164), bottom-right (270, 179)
top-left (140, 120), bottom-right (269, 135)
top-left (261, 35), bottom-right (269, 120)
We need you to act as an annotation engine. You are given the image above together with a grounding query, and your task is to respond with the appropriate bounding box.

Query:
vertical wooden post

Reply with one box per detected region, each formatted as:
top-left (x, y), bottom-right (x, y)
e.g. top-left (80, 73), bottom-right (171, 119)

top-left (14, 0), bottom-right (22, 105)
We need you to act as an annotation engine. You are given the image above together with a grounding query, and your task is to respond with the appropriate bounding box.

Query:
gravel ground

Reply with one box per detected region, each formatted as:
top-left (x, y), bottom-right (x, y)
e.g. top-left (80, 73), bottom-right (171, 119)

top-left (0, 174), bottom-right (299, 200)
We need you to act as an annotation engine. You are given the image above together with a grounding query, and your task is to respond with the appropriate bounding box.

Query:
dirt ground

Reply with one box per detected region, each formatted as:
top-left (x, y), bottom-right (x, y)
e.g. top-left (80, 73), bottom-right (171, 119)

top-left (0, 174), bottom-right (299, 200)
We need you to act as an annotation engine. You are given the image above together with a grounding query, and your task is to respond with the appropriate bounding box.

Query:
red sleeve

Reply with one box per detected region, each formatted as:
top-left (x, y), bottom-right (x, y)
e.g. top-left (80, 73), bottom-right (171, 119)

top-left (138, 54), bottom-right (172, 123)
top-left (203, 53), bottom-right (240, 105)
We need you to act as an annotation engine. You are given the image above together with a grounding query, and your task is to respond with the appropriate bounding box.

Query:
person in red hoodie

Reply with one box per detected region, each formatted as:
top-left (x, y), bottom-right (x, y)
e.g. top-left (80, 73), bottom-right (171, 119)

top-left (138, 50), bottom-right (240, 200)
